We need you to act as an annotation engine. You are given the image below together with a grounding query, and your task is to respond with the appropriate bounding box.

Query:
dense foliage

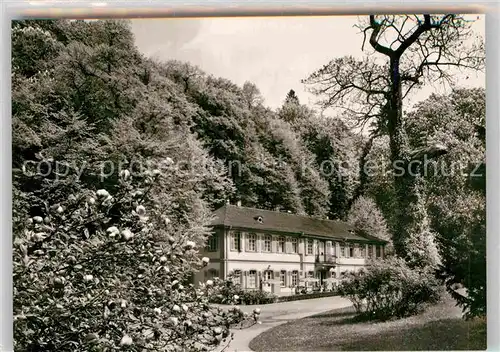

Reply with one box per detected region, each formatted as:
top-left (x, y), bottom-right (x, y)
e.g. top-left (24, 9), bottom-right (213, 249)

top-left (347, 196), bottom-right (392, 246)
top-left (337, 257), bottom-right (442, 321)
top-left (406, 88), bottom-right (486, 318)
top-left (209, 278), bottom-right (278, 305)
top-left (12, 17), bottom-right (486, 350)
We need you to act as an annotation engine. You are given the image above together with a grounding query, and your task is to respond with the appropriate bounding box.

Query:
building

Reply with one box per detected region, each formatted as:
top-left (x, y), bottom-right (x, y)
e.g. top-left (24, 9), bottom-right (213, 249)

top-left (195, 203), bottom-right (388, 296)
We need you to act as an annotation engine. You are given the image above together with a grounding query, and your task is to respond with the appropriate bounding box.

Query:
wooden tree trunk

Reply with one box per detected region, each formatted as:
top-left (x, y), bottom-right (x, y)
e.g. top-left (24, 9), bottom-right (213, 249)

top-left (387, 58), bottom-right (418, 256)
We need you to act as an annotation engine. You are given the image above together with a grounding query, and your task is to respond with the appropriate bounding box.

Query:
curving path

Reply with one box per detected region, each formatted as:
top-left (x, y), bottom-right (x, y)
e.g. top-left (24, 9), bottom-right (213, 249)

top-left (224, 296), bottom-right (352, 352)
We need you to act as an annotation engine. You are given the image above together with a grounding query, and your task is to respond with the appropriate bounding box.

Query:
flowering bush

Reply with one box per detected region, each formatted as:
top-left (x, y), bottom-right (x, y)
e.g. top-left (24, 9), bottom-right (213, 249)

top-left (13, 169), bottom-right (257, 351)
top-left (336, 257), bottom-right (442, 321)
top-left (208, 278), bottom-right (277, 306)
top-left (208, 277), bottom-right (244, 305)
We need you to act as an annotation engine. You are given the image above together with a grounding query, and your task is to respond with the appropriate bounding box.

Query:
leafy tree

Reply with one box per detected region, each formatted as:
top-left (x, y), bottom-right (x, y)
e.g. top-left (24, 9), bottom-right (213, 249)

top-left (405, 88), bottom-right (486, 318)
top-left (303, 15), bottom-right (485, 259)
top-left (12, 19), bottom-right (255, 351)
top-left (13, 169), bottom-right (257, 351)
top-left (284, 89), bottom-right (300, 105)
top-left (242, 81), bottom-right (264, 109)
top-left (347, 196), bottom-right (392, 246)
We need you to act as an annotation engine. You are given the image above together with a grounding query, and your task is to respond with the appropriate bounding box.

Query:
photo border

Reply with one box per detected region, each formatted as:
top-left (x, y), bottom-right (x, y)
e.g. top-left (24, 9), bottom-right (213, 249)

top-left (1, 1), bottom-right (498, 351)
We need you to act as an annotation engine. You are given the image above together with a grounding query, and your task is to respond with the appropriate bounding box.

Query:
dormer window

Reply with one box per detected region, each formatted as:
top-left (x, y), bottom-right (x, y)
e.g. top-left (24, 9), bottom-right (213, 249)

top-left (255, 216), bottom-right (263, 224)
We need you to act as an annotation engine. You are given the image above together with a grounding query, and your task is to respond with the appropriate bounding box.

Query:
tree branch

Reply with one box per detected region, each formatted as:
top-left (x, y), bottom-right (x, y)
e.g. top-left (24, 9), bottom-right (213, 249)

top-left (369, 16), bottom-right (395, 57)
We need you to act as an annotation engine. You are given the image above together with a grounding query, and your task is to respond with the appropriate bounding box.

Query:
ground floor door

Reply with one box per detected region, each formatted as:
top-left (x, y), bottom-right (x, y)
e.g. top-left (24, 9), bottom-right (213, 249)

top-left (319, 270), bottom-right (326, 285)
top-left (262, 270), bottom-right (273, 293)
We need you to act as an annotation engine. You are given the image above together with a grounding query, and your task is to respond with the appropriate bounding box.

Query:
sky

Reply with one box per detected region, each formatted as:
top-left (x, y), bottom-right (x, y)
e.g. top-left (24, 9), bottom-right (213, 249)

top-left (130, 15), bottom-right (485, 111)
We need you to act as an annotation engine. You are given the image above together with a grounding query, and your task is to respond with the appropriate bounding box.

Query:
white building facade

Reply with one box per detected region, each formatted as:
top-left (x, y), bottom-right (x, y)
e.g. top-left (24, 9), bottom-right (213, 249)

top-left (195, 204), bottom-right (387, 296)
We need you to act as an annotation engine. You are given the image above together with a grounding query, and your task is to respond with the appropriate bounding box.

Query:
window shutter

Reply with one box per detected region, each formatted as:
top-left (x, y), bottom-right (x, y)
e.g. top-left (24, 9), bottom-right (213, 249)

top-left (298, 239), bottom-right (304, 254)
top-left (326, 241), bottom-right (332, 256)
top-left (313, 240), bottom-right (317, 255)
top-left (271, 236), bottom-right (277, 252)
top-left (244, 233), bottom-right (249, 252)
top-left (274, 271), bottom-right (280, 280)
top-left (286, 238), bottom-right (291, 253)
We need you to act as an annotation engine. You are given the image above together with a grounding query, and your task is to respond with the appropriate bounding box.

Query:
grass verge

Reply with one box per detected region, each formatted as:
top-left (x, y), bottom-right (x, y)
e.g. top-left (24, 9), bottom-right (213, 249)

top-left (249, 293), bottom-right (486, 351)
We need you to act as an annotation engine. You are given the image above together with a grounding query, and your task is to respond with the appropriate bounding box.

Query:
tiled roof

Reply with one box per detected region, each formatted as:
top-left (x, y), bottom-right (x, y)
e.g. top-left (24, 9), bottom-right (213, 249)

top-left (211, 204), bottom-right (387, 243)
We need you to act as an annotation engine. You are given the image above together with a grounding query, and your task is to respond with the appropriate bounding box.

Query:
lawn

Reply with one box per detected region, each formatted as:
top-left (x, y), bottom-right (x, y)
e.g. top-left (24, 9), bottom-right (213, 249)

top-left (249, 293), bottom-right (487, 351)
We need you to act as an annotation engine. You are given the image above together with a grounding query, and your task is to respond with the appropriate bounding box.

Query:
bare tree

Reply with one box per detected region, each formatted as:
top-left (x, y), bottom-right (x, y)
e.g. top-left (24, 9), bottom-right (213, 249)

top-left (303, 15), bottom-right (484, 257)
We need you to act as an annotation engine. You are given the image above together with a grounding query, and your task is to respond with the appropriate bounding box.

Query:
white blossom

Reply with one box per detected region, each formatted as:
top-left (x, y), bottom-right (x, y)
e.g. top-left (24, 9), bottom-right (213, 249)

top-left (83, 274), bottom-right (94, 282)
top-left (135, 205), bottom-right (146, 216)
top-left (170, 316), bottom-right (179, 326)
top-left (106, 226), bottom-right (120, 237)
top-left (120, 334), bottom-right (133, 346)
top-left (96, 189), bottom-right (110, 198)
top-left (206, 280), bottom-right (214, 287)
top-left (32, 216), bottom-right (43, 224)
top-left (165, 157), bottom-right (174, 165)
top-left (121, 229), bottom-right (134, 241)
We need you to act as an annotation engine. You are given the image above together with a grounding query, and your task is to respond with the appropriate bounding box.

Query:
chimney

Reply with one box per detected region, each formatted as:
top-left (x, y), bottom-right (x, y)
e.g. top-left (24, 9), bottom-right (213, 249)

top-left (236, 200), bottom-right (242, 207)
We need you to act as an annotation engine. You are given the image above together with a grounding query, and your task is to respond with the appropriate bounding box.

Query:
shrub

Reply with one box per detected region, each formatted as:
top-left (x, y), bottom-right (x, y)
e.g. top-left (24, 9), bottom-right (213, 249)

top-left (13, 169), bottom-right (258, 351)
top-left (208, 277), bottom-right (244, 305)
top-left (337, 257), bottom-right (442, 321)
top-left (240, 290), bottom-right (278, 305)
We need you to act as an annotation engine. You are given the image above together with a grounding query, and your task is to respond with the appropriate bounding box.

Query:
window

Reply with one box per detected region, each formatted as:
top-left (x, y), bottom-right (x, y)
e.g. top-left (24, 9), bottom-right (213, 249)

top-left (277, 236), bottom-right (286, 253)
top-left (376, 245), bottom-right (381, 258)
top-left (291, 271), bottom-right (298, 286)
top-left (207, 269), bottom-right (219, 279)
top-left (340, 245), bottom-right (345, 257)
top-left (232, 270), bottom-right (242, 284)
top-left (291, 238), bottom-right (298, 253)
top-left (349, 246), bottom-right (354, 258)
top-left (248, 270), bottom-right (257, 288)
top-left (264, 270), bottom-right (273, 281)
top-left (263, 235), bottom-right (272, 252)
top-left (206, 234), bottom-right (218, 252)
top-left (307, 239), bottom-right (313, 255)
top-left (280, 271), bottom-right (286, 287)
top-left (230, 232), bottom-right (241, 251)
top-left (247, 233), bottom-right (257, 252)
top-left (359, 245), bottom-right (366, 258)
